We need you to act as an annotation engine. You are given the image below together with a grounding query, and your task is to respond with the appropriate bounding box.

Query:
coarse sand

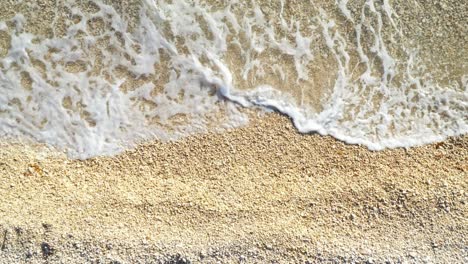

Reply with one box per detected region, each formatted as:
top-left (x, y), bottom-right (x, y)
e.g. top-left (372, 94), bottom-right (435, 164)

top-left (0, 113), bottom-right (466, 263)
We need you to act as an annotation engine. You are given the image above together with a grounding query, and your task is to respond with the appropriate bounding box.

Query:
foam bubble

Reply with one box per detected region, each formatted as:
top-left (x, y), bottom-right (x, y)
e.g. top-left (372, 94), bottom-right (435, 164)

top-left (0, 0), bottom-right (466, 158)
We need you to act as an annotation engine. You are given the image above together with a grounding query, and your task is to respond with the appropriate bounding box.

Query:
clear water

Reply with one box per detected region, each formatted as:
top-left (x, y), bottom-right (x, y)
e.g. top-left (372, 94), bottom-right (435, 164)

top-left (0, 0), bottom-right (466, 159)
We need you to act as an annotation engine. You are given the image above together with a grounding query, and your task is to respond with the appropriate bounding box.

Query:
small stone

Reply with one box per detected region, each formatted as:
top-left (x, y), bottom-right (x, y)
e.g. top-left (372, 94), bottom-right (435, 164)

top-left (41, 242), bottom-right (54, 258)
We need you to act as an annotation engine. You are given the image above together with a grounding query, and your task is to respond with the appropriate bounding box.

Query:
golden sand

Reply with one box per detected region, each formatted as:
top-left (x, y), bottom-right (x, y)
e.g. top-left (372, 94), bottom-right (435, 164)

top-left (0, 113), bottom-right (466, 263)
top-left (0, 1), bottom-right (467, 262)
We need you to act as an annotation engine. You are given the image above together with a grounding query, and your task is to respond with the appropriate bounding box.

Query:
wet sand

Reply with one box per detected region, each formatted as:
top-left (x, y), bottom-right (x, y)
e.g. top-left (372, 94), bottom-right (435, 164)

top-left (0, 113), bottom-right (466, 263)
top-left (0, 1), bottom-right (467, 262)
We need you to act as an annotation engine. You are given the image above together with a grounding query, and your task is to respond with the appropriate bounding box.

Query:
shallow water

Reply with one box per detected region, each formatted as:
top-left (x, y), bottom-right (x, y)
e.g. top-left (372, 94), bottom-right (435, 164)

top-left (0, 0), bottom-right (466, 158)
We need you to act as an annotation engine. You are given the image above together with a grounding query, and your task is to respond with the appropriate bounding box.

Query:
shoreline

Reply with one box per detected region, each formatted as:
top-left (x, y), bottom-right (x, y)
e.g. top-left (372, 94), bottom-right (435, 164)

top-left (0, 113), bottom-right (466, 263)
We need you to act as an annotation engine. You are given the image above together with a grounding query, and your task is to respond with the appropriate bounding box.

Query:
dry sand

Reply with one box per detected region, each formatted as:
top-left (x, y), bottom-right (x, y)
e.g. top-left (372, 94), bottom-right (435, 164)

top-left (0, 0), bottom-right (467, 263)
top-left (0, 113), bottom-right (466, 263)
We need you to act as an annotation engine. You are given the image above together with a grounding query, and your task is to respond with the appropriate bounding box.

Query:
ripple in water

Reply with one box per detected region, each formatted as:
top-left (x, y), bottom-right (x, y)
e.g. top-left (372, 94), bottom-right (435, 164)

top-left (0, 0), bottom-right (466, 158)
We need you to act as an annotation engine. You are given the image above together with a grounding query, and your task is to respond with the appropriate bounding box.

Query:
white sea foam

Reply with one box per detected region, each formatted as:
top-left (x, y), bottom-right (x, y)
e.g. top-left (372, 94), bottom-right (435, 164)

top-left (0, 0), bottom-right (466, 158)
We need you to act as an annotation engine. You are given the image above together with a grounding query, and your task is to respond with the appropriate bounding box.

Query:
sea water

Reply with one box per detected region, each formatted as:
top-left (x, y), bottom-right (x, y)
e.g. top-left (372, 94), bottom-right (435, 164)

top-left (0, 0), bottom-right (466, 159)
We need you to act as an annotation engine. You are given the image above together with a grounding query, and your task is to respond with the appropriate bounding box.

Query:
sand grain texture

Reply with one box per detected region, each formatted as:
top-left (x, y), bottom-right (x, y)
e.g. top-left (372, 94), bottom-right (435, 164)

top-left (0, 0), bottom-right (467, 262)
top-left (0, 113), bottom-right (467, 263)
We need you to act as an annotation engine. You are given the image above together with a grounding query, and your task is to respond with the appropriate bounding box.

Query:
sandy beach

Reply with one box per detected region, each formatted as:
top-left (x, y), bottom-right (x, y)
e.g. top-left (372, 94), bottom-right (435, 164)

top-left (0, 113), bottom-right (466, 263)
top-left (0, 0), bottom-right (467, 263)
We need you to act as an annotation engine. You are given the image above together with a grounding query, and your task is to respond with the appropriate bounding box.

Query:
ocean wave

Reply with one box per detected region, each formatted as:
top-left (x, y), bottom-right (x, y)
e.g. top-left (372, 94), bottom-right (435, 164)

top-left (0, 0), bottom-right (466, 158)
